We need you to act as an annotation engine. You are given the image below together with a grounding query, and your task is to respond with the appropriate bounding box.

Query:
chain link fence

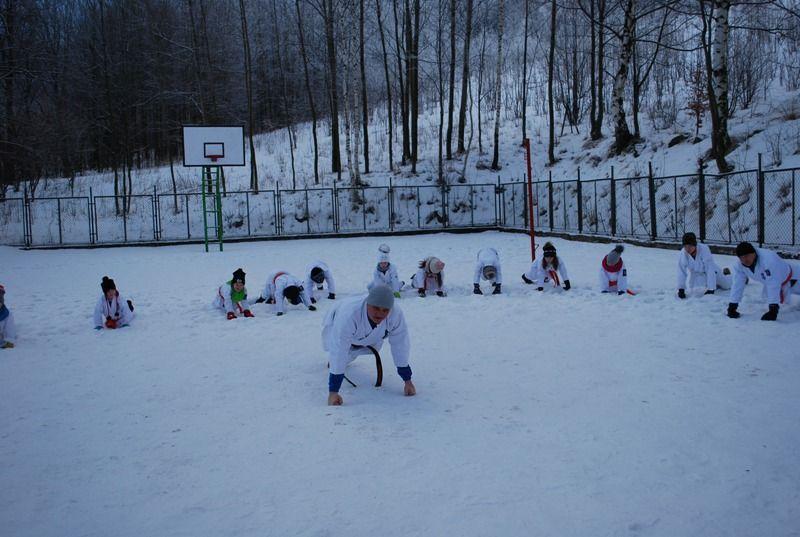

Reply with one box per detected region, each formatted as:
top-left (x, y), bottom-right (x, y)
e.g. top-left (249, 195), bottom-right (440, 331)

top-left (1, 166), bottom-right (798, 250)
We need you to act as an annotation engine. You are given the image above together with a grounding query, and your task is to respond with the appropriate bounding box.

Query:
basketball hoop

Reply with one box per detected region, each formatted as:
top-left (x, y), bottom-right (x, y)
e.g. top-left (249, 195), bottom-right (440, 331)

top-left (208, 155), bottom-right (222, 163)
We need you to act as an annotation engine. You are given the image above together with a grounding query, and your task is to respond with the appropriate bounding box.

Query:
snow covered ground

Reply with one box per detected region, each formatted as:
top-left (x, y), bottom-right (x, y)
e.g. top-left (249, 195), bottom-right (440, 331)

top-left (1, 231), bottom-right (799, 537)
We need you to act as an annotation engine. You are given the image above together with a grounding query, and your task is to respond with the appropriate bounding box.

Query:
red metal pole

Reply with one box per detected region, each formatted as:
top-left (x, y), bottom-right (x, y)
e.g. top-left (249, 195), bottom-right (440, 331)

top-left (524, 138), bottom-right (536, 261)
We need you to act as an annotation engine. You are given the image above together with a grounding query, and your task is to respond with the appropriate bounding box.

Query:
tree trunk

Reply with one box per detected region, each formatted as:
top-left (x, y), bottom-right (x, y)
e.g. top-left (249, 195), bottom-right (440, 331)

top-left (410, 0), bottom-right (420, 173)
top-left (521, 0), bottom-right (529, 145)
top-left (591, 0), bottom-right (606, 140)
top-left (238, 0), bottom-right (258, 192)
top-left (324, 0), bottom-right (342, 175)
top-left (547, 0), bottom-right (556, 164)
top-left (394, 0), bottom-right (410, 164)
top-left (710, 0), bottom-right (732, 171)
top-left (360, 0), bottom-right (370, 174)
top-left (611, 0), bottom-right (635, 154)
top-left (490, 0), bottom-right (504, 170)
top-left (446, 0), bottom-right (456, 160)
top-left (296, 0), bottom-right (319, 184)
top-left (456, 0), bottom-right (474, 154)
top-left (376, 0), bottom-right (394, 171)
top-left (438, 0), bottom-right (445, 184)
top-left (273, 0), bottom-right (296, 188)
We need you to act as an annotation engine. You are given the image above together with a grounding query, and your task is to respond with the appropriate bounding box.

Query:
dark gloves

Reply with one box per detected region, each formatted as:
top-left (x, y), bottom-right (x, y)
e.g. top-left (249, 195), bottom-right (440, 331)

top-left (563, 280), bottom-right (571, 291)
top-left (311, 297), bottom-right (317, 304)
top-left (521, 274), bottom-right (533, 284)
top-left (436, 291), bottom-right (445, 297)
top-left (492, 283), bottom-right (502, 295)
top-left (618, 291), bottom-right (625, 295)
top-left (761, 304), bottom-right (779, 321)
top-left (537, 287), bottom-right (544, 292)
top-left (255, 296), bottom-right (266, 304)
top-left (227, 312), bottom-right (236, 320)
top-left (473, 283), bottom-right (483, 295)
top-left (308, 305), bottom-right (317, 311)
top-left (276, 311), bottom-right (284, 316)
top-left (704, 290), bottom-right (715, 295)
top-left (266, 297), bottom-right (275, 305)
top-left (727, 303), bottom-right (741, 319)
top-left (678, 288), bottom-right (686, 299)
top-left (328, 293), bottom-right (336, 300)
top-left (418, 289), bottom-right (426, 297)
top-left (243, 309), bottom-right (254, 318)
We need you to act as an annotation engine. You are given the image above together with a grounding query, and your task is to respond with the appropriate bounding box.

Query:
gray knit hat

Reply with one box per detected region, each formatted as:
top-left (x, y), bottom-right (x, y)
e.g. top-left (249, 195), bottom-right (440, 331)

top-left (367, 285), bottom-right (395, 309)
top-left (606, 244), bottom-right (625, 266)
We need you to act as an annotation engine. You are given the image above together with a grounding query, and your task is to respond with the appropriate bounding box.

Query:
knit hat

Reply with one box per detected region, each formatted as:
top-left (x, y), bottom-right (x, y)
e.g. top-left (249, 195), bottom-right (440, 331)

top-left (232, 268), bottom-right (246, 285)
top-left (605, 245), bottom-right (625, 266)
top-left (735, 241), bottom-right (756, 258)
top-left (367, 285), bottom-right (395, 310)
top-left (0, 284), bottom-right (5, 306)
top-left (682, 232), bottom-right (697, 246)
top-left (482, 265), bottom-right (497, 280)
top-left (542, 242), bottom-right (557, 257)
top-left (310, 266), bottom-right (325, 284)
top-left (377, 251), bottom-right (390, 264)
top-left (284, 285), bottom-right (301, 305)
top-left (378, 243), bottom-right (391, 254)
top-left (101, 276), bottom-right (116, 294)
top-left (426, 257), bottom-right (445, 274)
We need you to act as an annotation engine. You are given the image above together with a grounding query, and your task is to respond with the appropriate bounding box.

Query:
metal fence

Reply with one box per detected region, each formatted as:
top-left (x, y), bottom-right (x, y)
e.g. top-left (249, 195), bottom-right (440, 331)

top-left (1, 165), bottom-right (798, 249)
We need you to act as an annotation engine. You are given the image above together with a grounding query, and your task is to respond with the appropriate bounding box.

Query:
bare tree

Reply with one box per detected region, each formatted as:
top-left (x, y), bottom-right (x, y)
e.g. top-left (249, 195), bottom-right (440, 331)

top-left (375, 0), bottom-right (394, 171)
top-left (295, 0), bottom-right (320, 184)
top-left (490, 0), bottom-right (504, 170)
top-left (456, 0), bottom-right (474, 154)
top-left (238, 0), bottom-right (259, 192)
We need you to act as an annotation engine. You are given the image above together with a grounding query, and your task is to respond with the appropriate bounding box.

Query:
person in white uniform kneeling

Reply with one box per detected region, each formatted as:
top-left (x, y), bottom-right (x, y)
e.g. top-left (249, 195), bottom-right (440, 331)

top-left (727, 241), bottom-right (799, 321)
top-left (473, 247), bottom-right (503, 295)
top-left (676, 232), bottom-right (731, 298)
top-left (322, 285), bottom-right (415, 406)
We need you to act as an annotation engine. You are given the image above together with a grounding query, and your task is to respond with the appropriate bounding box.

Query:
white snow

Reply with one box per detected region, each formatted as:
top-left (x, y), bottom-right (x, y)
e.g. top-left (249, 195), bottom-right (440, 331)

top-left (1, 231), bottom-right (799, 536)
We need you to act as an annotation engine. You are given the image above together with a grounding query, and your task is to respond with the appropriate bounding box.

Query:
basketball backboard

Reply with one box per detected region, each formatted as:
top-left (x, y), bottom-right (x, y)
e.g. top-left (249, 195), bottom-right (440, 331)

top-left (182, 125), bottom-right (246, 167)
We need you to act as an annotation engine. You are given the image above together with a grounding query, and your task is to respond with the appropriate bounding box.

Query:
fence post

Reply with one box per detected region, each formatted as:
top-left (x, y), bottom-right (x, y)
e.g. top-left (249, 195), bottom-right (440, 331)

top-left (577, 168), bottom-right (583, 234)
top-left (441, 184), bottom-right (448, 228)
top-left (522, 178), bottom-right (528, 229)
top-left (57, 197), bottom-right (63, 245)
top-left (648, 162), bottom-right (657, 241)
top-left (388, 177), bottom-right (394, 232)
top-left (333, 186), bottom-right (340, 233)
top-left (152, 186), bottom-right (159, 241)
top-left (548, 170), bottom-right (554, 230)
top-left (698, 165), bottom-right (706, 242)
top-left (245, 192), bottom-right (251, 236)
top-left (23, 187), bottom-right (31, 247)
top-left (757, 153), bottom-right (765, 246)
top-left (610, 166), bottom-right (617, 236)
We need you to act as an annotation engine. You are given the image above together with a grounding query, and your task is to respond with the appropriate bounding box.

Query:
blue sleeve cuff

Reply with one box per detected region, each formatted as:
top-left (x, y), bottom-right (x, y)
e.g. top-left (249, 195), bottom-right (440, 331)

top-left (397, 366), bottom-right (412, 381)
top-left (329, 373), bottom-right (345, 393)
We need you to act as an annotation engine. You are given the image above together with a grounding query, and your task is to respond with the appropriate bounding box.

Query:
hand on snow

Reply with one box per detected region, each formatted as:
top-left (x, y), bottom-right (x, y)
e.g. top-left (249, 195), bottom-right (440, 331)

top-left (678, 288), bottom-right (686, 299)
top-left (521, 274), bottom-right (533, 284)
top-left (618, 291), bottom-right (625, 295)
top-left (328, 293), bottom-right (336, 300)
top-left (473, 284), bottom-right (483, 295)
top-left (310, 297), bottom-right (317, 304)
top-left (276, 311), bottom-right (284, 316)
top-left (393, 291), bottom-right (401, 298)
top-left (105, 318), bottom-right (118, 329)
top-left (308, 305), bottom-right (317, 311)
top-left (94, 326), bottom-right (103, 331)
top-left (726, 303), bottom-right (741, 319)
top-left (536, 287), bottom-right (544, 292)
top-left (328, 392), bottom-right (343, 406)
top-left (227, 312), bottom-right (237, 320)
top-left (492, 283), bottom-right (502, 295)
top-left (266, 297), bottom-right (276, 305)
top-left (436, 291), bottom-right (446, 297)
top-left (255, 296), bottom-right (266, 304)
top-left (761, 304), bottom-right (779, 321)
top-left (563, 280), bottom-right (571, 291)
top-left (243, 309), bottom-right (255, 318)
top-left (418, 290), bottom-right (426, 297)
top-left (1, 341), bottom-right (14, 349)
top-left (404, 380), bottom-right (416, 396)
top-left (704, 290), bottom-right (715, 295)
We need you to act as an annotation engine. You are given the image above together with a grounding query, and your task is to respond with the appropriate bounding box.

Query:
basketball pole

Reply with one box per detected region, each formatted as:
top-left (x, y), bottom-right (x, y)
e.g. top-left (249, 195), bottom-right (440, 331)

top-left (201, 164), bottom-right (224, 252)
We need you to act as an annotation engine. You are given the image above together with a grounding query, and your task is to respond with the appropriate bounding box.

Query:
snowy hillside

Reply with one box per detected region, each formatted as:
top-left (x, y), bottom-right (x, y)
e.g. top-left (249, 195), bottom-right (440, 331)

top-left (1, 232), bottom-right (799, 536)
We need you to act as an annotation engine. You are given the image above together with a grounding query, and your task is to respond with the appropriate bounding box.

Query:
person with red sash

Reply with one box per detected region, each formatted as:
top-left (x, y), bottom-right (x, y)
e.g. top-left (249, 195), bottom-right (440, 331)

top-left (522, 242), bottom-right (570, 291)
top-left (213, 268), bottom-right (254, 320)
top-left (411, 256), bottom-right (446, 297)
top-left (258, 270), bottom-right (316, 316)
top-left (94, 276), bottom-right (135, 329)
top-left (728, 241), bottom-right (799, 321)
top-left (599, 245), bottom-right (628, 295)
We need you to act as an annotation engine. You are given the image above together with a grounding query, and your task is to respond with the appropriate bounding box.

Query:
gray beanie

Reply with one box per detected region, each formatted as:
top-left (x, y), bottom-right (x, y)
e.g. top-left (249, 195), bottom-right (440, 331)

top-left (606, 244), bottom-right (625, 266)
top-left (367, 285), bottom-right (395, 309)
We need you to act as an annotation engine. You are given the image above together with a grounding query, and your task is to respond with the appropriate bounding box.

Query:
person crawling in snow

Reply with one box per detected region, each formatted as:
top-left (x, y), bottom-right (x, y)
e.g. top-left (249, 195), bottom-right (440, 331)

top-left (521, 242), bottom-right (571, 291)
top-left (411, 256), bottom-right (446, 297)
top-left (368, 248), bottom-right (404, 297)
top-left (599, 245), bottom-right (629, 295)
top-left (94, 276), bottom-right (135, 329)
top-left (304, 261), bottom-right (336, 304)
top-left (0, 284), bottom-right (18, 348)
top-left (727, 241), bottom-right (800, 321)
top-left (676, 232), bottom-right (732, 299)
top-left (473, 247), bottom-right (503, 295)
top-left (257, 270), bottom-right (316, 316)
top-left (213, 268), bottom-right (254, 320)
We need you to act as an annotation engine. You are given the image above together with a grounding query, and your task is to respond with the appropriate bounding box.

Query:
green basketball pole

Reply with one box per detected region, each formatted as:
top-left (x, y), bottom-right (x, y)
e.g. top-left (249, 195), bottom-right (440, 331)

top-left (201, 165), bottom-right (224, 252)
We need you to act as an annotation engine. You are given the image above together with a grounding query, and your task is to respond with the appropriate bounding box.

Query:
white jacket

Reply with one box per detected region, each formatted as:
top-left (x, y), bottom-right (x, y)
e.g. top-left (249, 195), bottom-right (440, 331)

top-left (322, 296), bottom-right (410, 375)
top-left (369, 263), bottom-right (403, 292)
top-left (264, 271), bottom-right (311, 313)
top-left (411, 268), bottom-right (445, 293)
top-left (473, 248), bottom-right (503, 285)
top-left (526, 257), bottom-right (570, 287)
top-left (599, 262), bottom-right (628, 293)
top-left (304, 261), bottom-right (336, 296)
top-left (677, 243), bottom-right (723, 290)
top-left (0, 308), bottom-right (17, 345)
top-left (213, 282), bottom-right (251, 315)
top-left (731, 248), bottom-right (796, 304)
top-left (93, 292), bottom-right (134, 328)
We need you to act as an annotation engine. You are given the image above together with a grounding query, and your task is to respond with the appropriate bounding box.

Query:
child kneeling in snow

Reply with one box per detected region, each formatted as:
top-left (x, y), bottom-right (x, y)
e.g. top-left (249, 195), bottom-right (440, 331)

top-left (304, 261), bottom-right (336, 303)
top-left (0, 284), bottom-right (18, 348)
top-left (368, 248), bottom-right (404, 297)
top-left (214, 268), bottom-right (254, 320)
top-left (473, 247), bottom-right (503, 295)
top-left (599, 245), bottom-right (629, 295)
top-left (258, 270), bottom-right (315, 316)
top-left (411, 256), bottom-right (446, 297)
top-left (522, 242), bottom-right (570, 291)
top-left (94, 276), bottom-right (135, 329)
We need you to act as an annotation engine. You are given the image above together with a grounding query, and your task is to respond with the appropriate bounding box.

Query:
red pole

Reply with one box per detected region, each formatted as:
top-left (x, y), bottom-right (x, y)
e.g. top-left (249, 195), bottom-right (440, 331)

top-left (524, 138), bottom-right (536, 261)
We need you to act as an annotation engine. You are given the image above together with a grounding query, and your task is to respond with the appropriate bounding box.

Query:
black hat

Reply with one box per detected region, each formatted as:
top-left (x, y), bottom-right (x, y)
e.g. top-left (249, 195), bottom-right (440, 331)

top-left (542, 242), bottom-right (557, 256)
top-left (682, 232), bottom-right (697, 246)
top-left (284, 285), bottom-right (301, 305)
top-left (310, 267), bottom-right (325, 284)
top-left (101, 276), bottom-right (116, 294)
top-left (735, 241), bottom-right (756, 258)
top-left (232, 268), bottom-right (246, 284)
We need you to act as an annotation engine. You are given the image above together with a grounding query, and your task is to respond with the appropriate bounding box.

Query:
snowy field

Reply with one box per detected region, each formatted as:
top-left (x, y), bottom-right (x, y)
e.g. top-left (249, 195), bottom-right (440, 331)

top-left (1, 231), bottom-right (799, 537)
